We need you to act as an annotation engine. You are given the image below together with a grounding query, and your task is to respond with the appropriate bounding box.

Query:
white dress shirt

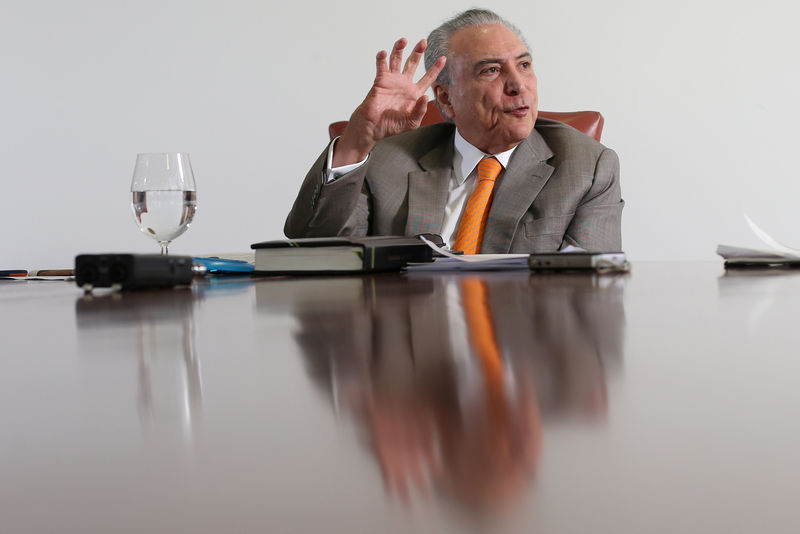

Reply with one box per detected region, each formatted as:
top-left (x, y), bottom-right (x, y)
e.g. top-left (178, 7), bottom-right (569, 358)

top-left (325, 129), bottom-right (519, 248)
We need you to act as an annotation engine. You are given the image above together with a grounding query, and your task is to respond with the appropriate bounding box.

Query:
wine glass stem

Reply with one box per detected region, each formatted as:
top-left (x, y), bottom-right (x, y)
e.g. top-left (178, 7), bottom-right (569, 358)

top-left (160, 242), bottom-right (169, 255)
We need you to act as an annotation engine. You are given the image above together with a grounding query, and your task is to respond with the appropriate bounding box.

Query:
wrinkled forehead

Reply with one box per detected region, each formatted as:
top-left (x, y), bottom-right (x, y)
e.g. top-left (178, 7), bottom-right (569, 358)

top-left (448, 23), bottom-right (529, 61)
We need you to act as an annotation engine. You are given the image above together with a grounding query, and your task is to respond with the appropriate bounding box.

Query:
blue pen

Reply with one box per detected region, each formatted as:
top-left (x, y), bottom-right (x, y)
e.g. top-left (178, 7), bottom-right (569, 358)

top-left (192, 257), bottom-right (254, 274)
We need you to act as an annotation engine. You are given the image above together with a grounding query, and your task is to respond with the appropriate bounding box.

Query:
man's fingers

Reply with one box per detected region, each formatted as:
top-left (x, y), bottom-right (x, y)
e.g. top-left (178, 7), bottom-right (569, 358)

top-left (389, 38), bottom-right (407, 72)
top-left (375, 49), bottom-right (389, 75)
top-left (411, 95), bottom-right (429, 123)
top-left (402, 39), bottom-right (427, 76)
top-left (417, 55), bottom-right (446, 90)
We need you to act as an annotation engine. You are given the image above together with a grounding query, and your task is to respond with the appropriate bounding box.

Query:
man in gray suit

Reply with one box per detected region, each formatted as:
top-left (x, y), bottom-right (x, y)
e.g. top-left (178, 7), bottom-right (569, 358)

top-left (285, 9), bottom-right (623, 253)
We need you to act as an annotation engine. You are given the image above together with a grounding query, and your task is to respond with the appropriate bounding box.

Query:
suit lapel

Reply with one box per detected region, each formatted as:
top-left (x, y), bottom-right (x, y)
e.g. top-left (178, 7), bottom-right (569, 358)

top-left (482, 130), bottom-right (555, 253)
top-left (405, 130), bottom-right (455, 237)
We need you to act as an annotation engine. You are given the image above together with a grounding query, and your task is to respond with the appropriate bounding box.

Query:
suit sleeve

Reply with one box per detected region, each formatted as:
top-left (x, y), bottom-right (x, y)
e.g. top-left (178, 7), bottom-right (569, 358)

top-left (284, 141), bottom-right (371, 238)
top-left (562, 148), bottom-right (624, 251)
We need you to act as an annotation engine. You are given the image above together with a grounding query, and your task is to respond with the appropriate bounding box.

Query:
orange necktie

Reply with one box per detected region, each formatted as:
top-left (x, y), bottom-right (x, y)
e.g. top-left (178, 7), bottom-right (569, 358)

top-left (453, 156), bottom-right (503, 255)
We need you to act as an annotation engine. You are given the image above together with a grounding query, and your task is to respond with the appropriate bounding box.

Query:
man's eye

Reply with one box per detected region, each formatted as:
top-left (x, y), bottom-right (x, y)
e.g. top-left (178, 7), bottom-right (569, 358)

top-left (482, 66), bottom-right (499, 75)
top-left (520, 61), bottom-right (531, 70)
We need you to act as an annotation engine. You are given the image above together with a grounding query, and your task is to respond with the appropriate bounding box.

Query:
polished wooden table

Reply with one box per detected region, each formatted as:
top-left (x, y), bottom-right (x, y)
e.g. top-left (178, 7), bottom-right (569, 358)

top-left (3, 262), bottom-right (800, 533)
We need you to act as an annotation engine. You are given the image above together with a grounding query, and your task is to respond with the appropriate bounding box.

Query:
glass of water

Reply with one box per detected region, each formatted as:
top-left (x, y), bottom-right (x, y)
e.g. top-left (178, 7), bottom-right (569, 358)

top-left (131, 153), bottom-right (197, 255)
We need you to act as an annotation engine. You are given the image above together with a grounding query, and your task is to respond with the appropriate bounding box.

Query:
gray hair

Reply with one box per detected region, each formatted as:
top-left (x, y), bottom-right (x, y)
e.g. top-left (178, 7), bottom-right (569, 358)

top-left (424, 8), bottom-right (530, 87)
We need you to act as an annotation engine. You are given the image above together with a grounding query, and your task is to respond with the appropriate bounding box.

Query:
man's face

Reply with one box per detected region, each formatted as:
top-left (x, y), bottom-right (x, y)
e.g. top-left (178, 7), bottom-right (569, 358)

top-left (435, 24), bottom-right (538, 154)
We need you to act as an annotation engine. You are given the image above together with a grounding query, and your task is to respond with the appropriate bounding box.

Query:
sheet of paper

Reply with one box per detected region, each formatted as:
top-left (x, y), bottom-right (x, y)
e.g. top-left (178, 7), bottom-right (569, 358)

top-left (414, 235), bottom-right (530, 270)
top-left (717, 215), bottom-right (800, 262)
top-left (715, 244), bottom-right (785, 259)
top-left (743, 214), bottom-right (800, 259)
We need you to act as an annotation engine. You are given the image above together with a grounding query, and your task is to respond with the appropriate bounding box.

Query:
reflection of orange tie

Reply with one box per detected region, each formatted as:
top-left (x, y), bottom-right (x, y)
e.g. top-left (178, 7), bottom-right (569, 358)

top-left (461, 278), bottom-right (506, 422)
top-left (453, 157), bottom-right (503, 255)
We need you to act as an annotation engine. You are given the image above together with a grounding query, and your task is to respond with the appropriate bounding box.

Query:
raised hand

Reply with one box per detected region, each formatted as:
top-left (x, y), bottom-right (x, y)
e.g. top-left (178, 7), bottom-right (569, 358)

top-left (332, 38), bottom-right (446, 167)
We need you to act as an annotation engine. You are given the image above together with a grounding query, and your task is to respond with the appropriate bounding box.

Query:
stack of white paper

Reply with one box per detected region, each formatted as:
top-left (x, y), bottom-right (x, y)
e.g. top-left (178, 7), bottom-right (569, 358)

top-left (717, 215), bottom-right (800, 265)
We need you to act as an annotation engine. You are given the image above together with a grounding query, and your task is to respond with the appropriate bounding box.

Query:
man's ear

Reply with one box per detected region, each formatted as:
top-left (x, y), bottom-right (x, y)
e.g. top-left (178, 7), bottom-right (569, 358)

top-left (434, 84), bottom-right (454, 120)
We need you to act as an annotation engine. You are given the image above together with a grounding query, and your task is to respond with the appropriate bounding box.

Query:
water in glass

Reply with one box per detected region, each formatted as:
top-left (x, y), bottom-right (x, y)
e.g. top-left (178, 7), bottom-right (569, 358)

top-left (130, 153), bottom-right (197, 255)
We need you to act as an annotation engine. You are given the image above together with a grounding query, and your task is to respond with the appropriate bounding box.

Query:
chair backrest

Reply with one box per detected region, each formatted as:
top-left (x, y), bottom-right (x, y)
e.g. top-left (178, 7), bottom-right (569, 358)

top-left (328, 100), bottom-right (604, 141)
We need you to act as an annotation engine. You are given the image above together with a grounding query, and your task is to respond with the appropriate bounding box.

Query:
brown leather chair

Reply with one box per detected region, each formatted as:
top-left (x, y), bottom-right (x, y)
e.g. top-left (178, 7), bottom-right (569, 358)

top-left (328, 100), bottom-right (604, 142)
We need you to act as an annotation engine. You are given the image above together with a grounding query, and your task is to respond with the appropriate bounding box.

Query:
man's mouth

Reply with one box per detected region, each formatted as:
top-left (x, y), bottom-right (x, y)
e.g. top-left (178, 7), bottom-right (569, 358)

top-left (504, 105), bottom-right (530, 117)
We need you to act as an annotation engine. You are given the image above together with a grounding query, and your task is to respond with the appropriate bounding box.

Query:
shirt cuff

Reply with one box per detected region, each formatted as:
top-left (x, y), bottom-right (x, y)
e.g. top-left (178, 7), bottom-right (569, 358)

top-left (324, 136), bottom-right (369, 183)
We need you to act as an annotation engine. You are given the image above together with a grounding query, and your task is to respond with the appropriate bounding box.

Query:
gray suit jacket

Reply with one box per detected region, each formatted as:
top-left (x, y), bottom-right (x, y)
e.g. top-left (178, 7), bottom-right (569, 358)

top-left (285, 118), bottom-right (623, 253)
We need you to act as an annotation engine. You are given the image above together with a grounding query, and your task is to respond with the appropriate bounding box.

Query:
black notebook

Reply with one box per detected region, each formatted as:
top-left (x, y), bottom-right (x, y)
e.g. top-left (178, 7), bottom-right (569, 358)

top-left (250, 235), bottom-right (440, 273)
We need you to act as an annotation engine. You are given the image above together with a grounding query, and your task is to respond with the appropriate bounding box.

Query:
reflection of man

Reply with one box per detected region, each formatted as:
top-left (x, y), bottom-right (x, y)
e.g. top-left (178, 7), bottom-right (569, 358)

top-left (285, 8), bottom-right (623, 253)
top-left (290, 275), bottom-right (542, 511)
top-left (277, 272), bottom-right (626, 513)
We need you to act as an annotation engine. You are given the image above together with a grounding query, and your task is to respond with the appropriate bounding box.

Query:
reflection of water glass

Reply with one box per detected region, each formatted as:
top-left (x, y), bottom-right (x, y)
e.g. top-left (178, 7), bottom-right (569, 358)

top-left (131, 152), bottom-right (197, 255)
top-left (137, 314), bottom-right (203, 436)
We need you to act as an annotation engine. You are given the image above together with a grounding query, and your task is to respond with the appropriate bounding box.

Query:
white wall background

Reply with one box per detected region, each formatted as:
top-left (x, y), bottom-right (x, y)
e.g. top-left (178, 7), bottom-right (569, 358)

top-left (4, 0), bottom-right (800, 268)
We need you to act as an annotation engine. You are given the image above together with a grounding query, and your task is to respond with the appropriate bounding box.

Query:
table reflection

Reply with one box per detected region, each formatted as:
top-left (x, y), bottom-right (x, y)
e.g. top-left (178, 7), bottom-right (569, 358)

top-left (256, 272), bottom-right (627, 514)
top-left (75, 288), bottom-right (203, 437)
top-left (718, 268), bottom-right (800, 340)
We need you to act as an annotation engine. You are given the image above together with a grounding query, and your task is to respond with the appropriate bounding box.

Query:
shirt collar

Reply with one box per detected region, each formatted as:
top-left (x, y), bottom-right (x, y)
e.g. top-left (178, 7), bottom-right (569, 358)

top-left (453, 128), bottom-right (519, 185)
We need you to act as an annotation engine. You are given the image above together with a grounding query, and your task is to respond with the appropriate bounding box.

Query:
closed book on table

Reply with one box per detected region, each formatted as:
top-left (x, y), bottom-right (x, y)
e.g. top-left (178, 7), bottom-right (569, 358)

top-left (250, 236), bottom-right (439, 273)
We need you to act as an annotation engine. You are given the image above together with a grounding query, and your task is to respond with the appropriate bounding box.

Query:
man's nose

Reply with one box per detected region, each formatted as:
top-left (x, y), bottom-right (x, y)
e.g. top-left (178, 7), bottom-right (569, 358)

top-left (504, 70), bottom-right (522, 95)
